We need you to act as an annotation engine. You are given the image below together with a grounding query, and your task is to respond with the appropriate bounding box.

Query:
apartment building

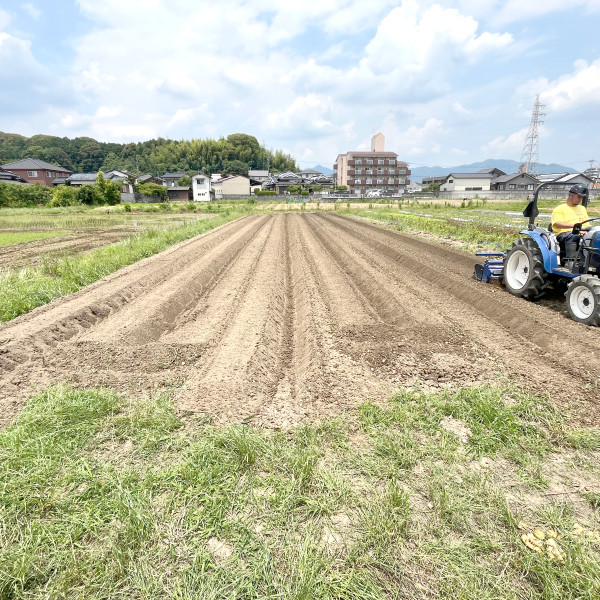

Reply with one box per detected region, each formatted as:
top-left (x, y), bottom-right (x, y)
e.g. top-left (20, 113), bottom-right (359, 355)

top-left (333, 133), bottom-right (410, 195)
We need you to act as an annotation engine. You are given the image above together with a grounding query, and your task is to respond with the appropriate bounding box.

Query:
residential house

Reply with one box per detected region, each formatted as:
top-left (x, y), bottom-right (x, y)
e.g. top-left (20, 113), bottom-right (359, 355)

top-left (192, 173), bottom-right (211, 201)
top-left (0, 167), bottom-right (29, 185)
top-left (65, 173), bottom-right (98, 186)
top-left (137, 174), bottom-right (165, 186)
top-left (535, 172), bottom-right (593, 191)
top-left (248, 170), bottom-right (270, 184)
top-left (334, 133), bottom-right (410, 195)
top-left (104, 169), bottom-right (134, 193)
top-left (490, 172), bottom-right (539, 191)
top-left (163, 172), bottom-right (188, 187)
top-left (421, 175), bottom-right (448, 188)
top-left (438, 172), bottom-right (493, 192)
top-left (212, 174), bottom-right (250, 198)
top-left (1, 158), bottom-right (71, 186)
top-left (166, 187), bottom-right (191, 202)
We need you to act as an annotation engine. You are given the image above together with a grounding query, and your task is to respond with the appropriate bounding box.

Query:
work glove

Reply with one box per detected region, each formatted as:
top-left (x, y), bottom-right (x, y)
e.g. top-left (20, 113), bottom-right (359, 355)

top-left (572, 223), bottom-right (582, 235)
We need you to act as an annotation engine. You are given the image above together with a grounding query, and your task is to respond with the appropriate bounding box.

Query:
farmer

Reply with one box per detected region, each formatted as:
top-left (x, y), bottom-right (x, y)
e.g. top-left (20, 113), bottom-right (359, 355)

top-left (551, 184), bottom-right (589, 252)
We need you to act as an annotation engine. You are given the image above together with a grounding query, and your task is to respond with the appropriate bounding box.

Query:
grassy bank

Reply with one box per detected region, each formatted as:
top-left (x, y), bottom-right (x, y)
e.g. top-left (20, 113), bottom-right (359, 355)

top-left (0, 209), bottom-right (247, 323)
top-left (1, 384), bottom-right (598, 599)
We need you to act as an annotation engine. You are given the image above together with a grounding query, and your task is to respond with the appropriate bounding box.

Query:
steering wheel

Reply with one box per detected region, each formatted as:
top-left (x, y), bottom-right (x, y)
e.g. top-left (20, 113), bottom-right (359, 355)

top-left (572, 217), bottom-right (600, 235)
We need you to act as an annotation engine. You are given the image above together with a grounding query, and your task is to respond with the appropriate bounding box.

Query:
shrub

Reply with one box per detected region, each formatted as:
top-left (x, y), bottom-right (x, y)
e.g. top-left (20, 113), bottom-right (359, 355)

top-left (49, 186), bottom-right (80, 207)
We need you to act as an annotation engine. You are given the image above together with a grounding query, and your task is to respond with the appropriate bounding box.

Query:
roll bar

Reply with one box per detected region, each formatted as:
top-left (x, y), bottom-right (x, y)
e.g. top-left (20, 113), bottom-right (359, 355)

top-left (523, 182), bottom-right (589, 231)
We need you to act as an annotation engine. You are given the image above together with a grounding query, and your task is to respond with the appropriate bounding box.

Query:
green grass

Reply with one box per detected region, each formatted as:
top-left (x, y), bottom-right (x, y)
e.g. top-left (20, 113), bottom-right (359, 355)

top-left (0, 209), bottom-right (246, 323)
top-left (1, 384), bottom-right (598, 599)
top-left (0, 231), bottom-right (71, 247)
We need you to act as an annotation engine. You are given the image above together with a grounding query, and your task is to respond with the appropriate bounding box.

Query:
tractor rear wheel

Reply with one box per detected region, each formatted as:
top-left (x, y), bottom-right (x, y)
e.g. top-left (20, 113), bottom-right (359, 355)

top-left (566, 275), bottom-right (600, 326)
top-left (504, 237), bottom-right (549, 300)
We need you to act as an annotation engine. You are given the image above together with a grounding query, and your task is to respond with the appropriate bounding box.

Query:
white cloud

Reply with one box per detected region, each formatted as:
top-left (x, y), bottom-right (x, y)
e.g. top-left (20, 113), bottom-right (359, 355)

top-left (537, 59), bottom-right (600, 112)
top-left (363, 1), bottom-right (512, 77)
top-left (266, 94), bottom-right (334, 137)
top-left (381, 116), bottom-right (447, 157)
top-left (452, 102), bottom-right (471, 115)
top-left (481, 128), bottom-right (528, 157)
top-left (0, 8), bottom-right (10, 29)
top-left (21, 3), bottom-right (41, 19)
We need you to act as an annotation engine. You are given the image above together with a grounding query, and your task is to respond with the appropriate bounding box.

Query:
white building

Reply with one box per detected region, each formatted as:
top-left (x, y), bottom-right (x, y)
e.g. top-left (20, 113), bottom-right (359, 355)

top-left (212, 175), bottom-right (250, 198)
top-left (192, 173), bottom-right (211, 201)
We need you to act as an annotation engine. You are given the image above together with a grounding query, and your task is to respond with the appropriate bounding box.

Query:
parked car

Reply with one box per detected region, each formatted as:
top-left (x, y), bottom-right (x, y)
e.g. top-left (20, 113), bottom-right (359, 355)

top-left (366, 189), bottom-right (383, 198)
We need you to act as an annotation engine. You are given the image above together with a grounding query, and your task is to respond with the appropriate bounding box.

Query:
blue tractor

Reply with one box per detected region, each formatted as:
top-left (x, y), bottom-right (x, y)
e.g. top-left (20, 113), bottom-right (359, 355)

top-left (474, 182), bottom-right (600, 325)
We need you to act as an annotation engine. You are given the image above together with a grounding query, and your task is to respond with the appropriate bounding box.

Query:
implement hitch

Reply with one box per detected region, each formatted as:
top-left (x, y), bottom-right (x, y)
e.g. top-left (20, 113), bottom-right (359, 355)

top-left (473, 252), bottom-right (505, 283)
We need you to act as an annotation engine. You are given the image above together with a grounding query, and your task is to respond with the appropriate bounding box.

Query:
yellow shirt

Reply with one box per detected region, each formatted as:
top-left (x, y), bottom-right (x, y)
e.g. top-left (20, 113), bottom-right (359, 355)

top-left (551, 203), bottom-right (589, 234)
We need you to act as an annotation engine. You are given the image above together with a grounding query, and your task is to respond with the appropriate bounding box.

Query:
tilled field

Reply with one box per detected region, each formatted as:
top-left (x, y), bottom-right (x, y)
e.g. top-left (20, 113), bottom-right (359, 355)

top-left (0, 228), bottom-right (139, 268)
top-left (1, 213), bottom-right (599, 428)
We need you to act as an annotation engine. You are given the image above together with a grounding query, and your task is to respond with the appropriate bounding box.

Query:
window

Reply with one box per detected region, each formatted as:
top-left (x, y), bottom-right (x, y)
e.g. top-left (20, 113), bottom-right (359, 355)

top-left (378, 159), bottom-right (384, 165)
top-left (366, 178), bottom-right (372, 184)
top-left (398, 178), bottom-right (405, 184)
top-left (388, 159), bottom-right (396, 165)
top-left (366, 159), bottom-right (373, 164)
top-left (355, 159), bottom-right (363, 165)
top-left (366, 169), bottom-right (372, 174)
top-left (449, 179), bottom-right (453, 183)
top-left (27, 171), bottom-right (38, 177)
top-left (388, 168), bottom-right (395, 175)
top-left (509, 184), bottom-right (516, 189)
top-left (377, 168), bottom-right (383, 174)
top-left (377, 179), bottom-right (384, 184)
top-left (47, 171), bottom-right (53, 177)
top-left (398, 168), bottom-right (406, 174)
top-left (356, 169), bottom-right (362, 174)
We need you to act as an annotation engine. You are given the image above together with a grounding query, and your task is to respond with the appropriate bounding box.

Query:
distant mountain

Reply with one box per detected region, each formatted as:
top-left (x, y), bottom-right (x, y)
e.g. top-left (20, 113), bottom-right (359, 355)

top-left (410, 159), bottom-right (577, 183)
top-left (311, 164), bottom-right (334, 175)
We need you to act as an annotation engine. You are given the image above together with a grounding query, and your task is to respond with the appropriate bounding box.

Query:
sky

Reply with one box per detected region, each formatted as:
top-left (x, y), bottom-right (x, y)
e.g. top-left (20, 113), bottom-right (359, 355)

top-left (1, 0), bottom-right (599, 171)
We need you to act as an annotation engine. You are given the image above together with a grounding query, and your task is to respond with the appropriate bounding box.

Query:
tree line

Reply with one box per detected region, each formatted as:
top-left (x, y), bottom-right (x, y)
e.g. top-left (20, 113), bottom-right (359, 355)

top-left (0, 132), bottom-right (297, 176)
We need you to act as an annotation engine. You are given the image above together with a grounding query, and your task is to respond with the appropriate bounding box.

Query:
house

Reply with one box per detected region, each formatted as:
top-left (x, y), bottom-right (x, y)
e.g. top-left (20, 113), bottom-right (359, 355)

top-left (192, 173), bottom-right (211, 201)
top-left (438, 172), bottom-right (493, 192)
top-left (535, 172), bottom-right (593, 191)
top-left (137, 174), bottom-right (164, 186)
top-left (490, 172), bottom-right (539, 191)
top-left (0, 167), bottom-right (29, 185)
top-left (212, 174), bottom-right (250, 198)
top-left (334, 133), bottom-right (410, 195)
top-left (248, 170), bottom-right (270, 184)
top-left (166, 186), bottom-right (191, 202)
top-left (421, 175), bottom-right (448, 188)
top-left (163, 172), bottom-right (188, 187)
top-left (1, 158), bottom-right (72, 186)
top-left (104, 170), bottom-right (134, 193)
top-left (65, 173), bottom-right (98, 186)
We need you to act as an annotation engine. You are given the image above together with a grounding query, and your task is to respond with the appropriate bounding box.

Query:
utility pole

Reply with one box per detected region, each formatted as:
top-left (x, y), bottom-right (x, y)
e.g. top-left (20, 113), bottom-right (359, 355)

top-left (519, 94), bottom-right (545, 174)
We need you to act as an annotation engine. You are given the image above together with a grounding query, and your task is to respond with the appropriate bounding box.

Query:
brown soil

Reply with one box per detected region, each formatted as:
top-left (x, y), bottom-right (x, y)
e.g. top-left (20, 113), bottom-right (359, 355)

top-left (0, 228), bottom-right (140, 268)
top-left (1, 213), bottom-right (599, 429)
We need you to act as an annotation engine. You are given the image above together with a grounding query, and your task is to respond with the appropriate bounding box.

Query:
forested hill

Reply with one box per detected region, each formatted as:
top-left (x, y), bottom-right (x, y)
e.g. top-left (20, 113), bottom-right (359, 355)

top-left (0, 132), bottom-right (297, 175)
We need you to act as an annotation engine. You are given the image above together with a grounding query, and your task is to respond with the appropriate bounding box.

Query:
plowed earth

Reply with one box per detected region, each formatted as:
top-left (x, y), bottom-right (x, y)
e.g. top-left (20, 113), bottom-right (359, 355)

top-left (0, 228), bottom-right (139, 268)
top-left (1, 213), bottom-right (599, 429)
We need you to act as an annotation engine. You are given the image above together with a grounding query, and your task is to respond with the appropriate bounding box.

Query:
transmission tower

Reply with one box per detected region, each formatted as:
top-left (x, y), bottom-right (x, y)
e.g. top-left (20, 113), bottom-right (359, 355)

top-left (519, 95), bottom-right (545, 174)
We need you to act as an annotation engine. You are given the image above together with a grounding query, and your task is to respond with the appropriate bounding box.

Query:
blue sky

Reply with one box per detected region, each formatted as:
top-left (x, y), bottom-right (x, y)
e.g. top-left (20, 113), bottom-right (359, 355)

top-left (1, 0), bottom-right (599, 171)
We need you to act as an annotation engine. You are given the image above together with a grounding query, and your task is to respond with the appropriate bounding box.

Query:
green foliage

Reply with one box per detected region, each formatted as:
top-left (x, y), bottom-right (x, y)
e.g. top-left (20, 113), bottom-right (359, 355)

top-left (255, 190), bottom-right (276, 196)
top-left (0, 182), bottom-right (52, 207)
top-left (77, 185), bottom-right (103, 205)
top-left (177, 175), bottom-right (192, 186)
top-left (137, 183), bottom-right (167, 201)
top-left (49, 185), bottom-right (79, 207)
top-left (0, 131), bottom-right (298, 176)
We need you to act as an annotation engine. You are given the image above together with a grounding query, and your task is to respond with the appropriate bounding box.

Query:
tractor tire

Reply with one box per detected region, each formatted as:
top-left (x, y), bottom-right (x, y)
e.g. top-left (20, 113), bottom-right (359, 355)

top-left (503, 237), bottom-right (549, 300)
top-left (566, 275), bottom-right (600, 326)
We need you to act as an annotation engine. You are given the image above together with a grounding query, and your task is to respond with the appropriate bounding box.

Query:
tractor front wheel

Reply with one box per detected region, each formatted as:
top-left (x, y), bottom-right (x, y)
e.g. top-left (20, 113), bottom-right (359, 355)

top-left (503, 237), bottom-right (549, 300)
top-left (566, 275), bottom-right (600, 326)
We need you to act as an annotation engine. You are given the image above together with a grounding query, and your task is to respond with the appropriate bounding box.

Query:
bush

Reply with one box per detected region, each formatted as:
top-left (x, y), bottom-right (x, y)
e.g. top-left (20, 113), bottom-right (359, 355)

top-left (49, 186), bottom-right (80, 207)
top-left (255, 190), bottom-right (276, 196)
top-left (138, 183), bottom-right (167, 201)
top-left (77, 185), bottom-right (103, 205)
top-left (123, 203), bottom-right (132, 212)
top-left (0, 182), bottom-right (53, 207)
